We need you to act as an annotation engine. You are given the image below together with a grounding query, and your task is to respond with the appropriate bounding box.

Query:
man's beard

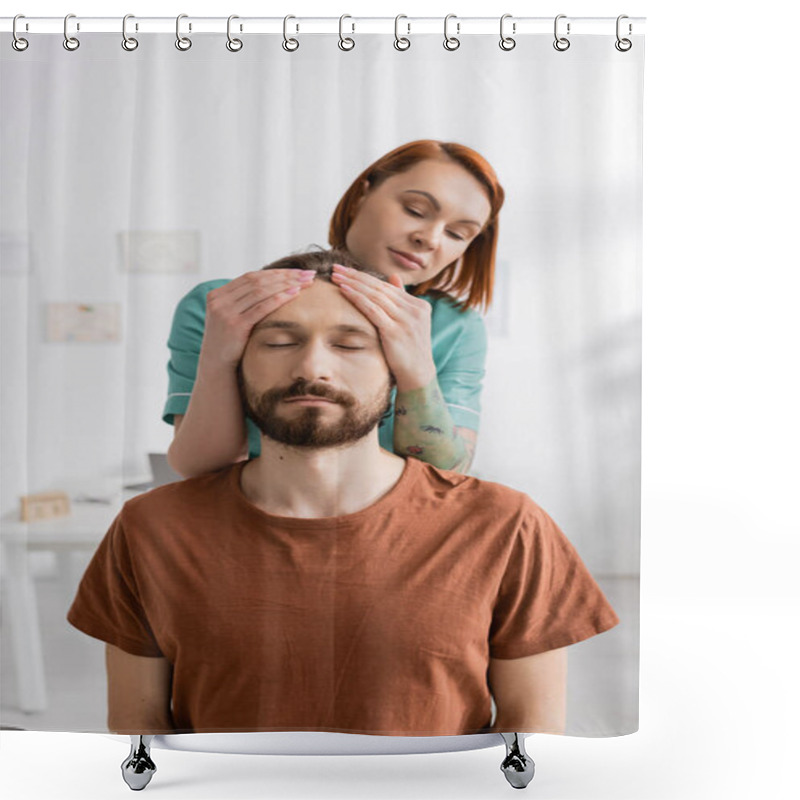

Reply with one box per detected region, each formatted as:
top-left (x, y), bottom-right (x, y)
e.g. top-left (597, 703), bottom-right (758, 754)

top-left (239, 373), bottom-right (392, 449)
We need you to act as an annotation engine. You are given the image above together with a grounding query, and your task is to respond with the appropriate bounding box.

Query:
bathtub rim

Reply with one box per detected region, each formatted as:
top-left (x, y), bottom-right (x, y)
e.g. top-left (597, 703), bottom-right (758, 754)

top-left (104, 731), bottom-right (518, 756)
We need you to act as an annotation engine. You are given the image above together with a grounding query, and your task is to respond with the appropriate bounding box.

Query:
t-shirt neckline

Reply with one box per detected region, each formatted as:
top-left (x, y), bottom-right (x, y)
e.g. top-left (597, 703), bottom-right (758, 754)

top-left (228, 455), bottom-right (421, 529)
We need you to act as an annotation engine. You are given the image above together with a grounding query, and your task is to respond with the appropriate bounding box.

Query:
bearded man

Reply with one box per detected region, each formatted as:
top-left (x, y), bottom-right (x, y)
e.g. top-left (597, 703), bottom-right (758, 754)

top-left (68, 249), bottom-right (617, 739)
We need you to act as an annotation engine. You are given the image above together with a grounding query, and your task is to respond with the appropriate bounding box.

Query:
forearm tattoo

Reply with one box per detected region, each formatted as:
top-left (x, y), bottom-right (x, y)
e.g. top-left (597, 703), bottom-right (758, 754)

top-left (393, 381), bottom-right (475, 472)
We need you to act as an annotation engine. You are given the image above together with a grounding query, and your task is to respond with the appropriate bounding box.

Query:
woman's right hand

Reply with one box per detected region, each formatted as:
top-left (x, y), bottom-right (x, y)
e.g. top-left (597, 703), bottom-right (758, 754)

top-left (201, 269), bottom-right (316, 368)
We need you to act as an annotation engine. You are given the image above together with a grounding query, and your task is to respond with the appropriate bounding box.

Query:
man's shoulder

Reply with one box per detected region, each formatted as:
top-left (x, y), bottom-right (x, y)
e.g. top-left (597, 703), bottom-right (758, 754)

top-left (121, 465), bottom-right (238, 521)
top-left (412, 460), bottom-right (535, 513)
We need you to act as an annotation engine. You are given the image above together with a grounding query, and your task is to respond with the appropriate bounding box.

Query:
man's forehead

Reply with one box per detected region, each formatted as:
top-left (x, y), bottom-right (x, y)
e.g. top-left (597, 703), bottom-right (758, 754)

top-left (253, 279), bottom-right (377, 337)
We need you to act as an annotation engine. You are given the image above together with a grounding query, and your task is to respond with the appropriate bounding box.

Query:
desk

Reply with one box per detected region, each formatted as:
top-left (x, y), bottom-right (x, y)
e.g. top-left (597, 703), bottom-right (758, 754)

top-left (1, 501), bottom-right (124, 713)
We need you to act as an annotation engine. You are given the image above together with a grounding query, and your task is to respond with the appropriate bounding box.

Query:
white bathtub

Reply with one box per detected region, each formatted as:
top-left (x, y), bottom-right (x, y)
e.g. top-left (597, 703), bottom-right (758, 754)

top-left (139, 731), bottom-right (509, 756)
top-left (109, 731), bottom-right (535, 791)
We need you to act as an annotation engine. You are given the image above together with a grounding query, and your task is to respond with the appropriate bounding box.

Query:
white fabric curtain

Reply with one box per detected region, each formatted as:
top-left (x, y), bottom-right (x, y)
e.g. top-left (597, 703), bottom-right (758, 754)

top-left (1, 31), bottom-right (642, 734)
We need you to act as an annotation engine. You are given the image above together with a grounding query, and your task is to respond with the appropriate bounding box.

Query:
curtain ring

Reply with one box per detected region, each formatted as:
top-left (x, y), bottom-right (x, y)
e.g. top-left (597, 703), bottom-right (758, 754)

top-left (12, 15), bottom-right (29, 52)
top-left (615, 15), bottom-right (632, 52)
top-left (283, 15), bottom-right (299, 52)
top-left (175, 14), bottom-right (192, 51)
top-left (394, 15), bottom-right (410, 51)
top-left (338, 15), bottom-right (355, 51)
top-left (63, 14), bottom-right (80, 51)
top-left (122, 15), bottom-right (139, 51)
top-left (226, 15), bottom-right (243, 52)
top-left (499, 14), bottom-right (516, 51)
top-left (443, 14), bottom-right (460, 51)
top-left (553, 14), bottom-right (571, 51)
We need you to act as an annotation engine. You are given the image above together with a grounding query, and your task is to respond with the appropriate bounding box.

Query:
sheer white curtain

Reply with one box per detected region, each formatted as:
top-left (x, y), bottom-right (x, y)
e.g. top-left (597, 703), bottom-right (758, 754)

top-left (1, 30), bottom-right (642, 734)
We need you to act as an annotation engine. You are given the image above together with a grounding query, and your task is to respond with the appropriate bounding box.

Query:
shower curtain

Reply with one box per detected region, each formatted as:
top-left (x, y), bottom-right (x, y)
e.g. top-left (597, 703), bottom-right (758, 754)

top-left (0, 20), bottom-right (643, 740)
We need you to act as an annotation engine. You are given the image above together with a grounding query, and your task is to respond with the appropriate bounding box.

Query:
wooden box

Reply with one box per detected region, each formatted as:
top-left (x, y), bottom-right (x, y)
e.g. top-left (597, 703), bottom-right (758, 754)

top-left (19, 491), bottom-right (71, 522)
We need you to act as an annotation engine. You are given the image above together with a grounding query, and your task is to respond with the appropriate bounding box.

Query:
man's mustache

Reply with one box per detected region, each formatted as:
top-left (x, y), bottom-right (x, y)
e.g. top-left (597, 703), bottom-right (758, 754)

top-left (269, 379), bottom-right (356, 407)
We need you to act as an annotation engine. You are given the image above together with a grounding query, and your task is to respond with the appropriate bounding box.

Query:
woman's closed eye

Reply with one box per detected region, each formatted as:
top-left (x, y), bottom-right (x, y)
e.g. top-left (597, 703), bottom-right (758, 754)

top-left (404, 206), bottom-right (466, 241)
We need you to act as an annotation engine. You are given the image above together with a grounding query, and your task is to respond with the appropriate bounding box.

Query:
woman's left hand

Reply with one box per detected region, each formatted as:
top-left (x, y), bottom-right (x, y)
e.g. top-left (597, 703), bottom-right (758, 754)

top-left (331, 264), bottom-right (437, 391)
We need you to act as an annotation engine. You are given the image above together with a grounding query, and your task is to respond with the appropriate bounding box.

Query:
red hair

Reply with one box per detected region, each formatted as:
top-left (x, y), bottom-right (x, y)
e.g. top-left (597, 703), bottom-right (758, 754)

top-left (328, 140), bottom-right (505, 312)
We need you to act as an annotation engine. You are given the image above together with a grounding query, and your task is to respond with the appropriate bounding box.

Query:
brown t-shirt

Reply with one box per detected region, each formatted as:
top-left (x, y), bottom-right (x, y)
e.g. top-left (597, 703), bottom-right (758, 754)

top-left (67, 457), bottom-right (618, 735)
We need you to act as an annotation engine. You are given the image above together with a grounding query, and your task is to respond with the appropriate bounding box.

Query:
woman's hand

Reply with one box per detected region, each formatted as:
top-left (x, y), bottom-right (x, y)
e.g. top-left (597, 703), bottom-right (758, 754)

top-left (201, 269), bottom-right (315, 368)
top-left (331, 264), bottom-right (437, 390)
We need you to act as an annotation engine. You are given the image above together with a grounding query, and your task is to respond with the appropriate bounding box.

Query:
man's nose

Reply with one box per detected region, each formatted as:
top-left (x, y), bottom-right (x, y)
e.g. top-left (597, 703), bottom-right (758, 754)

top-left (290, 339), bottom-right (333, 382)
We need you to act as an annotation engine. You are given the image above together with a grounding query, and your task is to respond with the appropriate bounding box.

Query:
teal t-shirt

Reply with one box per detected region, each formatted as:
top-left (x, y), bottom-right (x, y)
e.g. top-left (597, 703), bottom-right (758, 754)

top-left (163, 279), bottom-right (487, 457)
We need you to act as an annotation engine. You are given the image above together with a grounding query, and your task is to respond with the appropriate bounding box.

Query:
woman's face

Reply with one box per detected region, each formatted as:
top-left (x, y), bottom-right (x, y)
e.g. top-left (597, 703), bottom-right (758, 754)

top-left (344, 159), bottom-right (492, 286)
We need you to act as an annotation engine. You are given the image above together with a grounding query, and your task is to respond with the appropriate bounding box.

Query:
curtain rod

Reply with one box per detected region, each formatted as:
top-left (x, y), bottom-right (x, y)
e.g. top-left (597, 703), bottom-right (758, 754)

top-left (1, 16), bottom-right (646, 36)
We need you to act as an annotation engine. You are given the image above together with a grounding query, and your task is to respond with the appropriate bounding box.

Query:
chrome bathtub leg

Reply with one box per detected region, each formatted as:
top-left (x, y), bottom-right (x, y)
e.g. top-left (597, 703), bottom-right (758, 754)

top-left (121, 735), bottom-right (156, 791)
top-left (499, 732), bottom-right (535, 789)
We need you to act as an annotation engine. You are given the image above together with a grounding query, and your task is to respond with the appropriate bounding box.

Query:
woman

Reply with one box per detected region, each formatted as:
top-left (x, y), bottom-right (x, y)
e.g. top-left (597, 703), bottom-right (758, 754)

top-left (164, 140), bottom-right (505, 477)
